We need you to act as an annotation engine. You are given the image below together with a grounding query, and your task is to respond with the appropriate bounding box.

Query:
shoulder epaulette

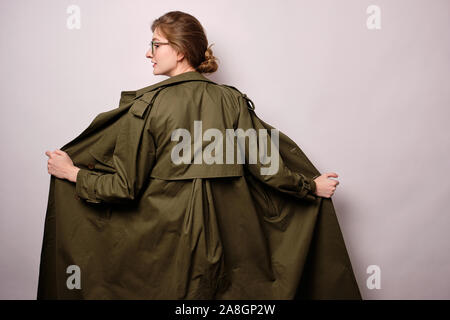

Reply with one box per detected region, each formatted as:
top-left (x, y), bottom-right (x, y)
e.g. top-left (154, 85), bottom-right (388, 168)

top-left (221, 84), bottom-right (255, 111)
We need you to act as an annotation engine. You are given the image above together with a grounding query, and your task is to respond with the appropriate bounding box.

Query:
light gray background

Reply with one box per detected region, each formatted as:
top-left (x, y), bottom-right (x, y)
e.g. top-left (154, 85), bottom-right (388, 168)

top-left (1, 0), bottom-right (449, 299)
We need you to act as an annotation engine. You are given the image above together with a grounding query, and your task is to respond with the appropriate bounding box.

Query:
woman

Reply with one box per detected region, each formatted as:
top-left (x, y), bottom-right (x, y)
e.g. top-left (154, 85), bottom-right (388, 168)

top-left (39, 11), bottom-right (361, 299)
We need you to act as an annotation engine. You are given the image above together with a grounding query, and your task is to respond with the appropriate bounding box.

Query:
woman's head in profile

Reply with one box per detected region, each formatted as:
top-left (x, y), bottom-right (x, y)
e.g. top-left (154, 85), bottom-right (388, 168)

top-left (146, 11), bottom-right (219, 77)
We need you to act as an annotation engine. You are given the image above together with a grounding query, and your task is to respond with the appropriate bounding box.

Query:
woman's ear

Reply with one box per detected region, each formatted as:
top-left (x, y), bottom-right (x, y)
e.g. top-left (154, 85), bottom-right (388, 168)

top-left (176, 50), bottom-right (185, 62)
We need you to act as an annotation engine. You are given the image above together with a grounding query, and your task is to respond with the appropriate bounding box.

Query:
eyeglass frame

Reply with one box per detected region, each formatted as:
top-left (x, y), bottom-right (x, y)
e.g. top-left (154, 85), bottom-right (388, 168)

top-left (149, 41), bottom-right (170, 55)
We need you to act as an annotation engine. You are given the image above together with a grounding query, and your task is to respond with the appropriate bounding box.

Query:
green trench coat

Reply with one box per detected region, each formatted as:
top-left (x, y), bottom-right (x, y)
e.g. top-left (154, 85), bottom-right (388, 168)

top-left (37, 70), bottom-right (362, 300)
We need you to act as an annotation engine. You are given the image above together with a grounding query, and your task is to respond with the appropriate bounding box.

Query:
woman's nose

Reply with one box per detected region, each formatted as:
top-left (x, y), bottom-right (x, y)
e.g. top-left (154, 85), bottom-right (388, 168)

top-left (146, 49), bottom-right (153, 59)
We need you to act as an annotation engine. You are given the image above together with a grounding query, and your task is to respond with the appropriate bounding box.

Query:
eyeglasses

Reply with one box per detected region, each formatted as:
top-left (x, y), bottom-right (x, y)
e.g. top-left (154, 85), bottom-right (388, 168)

top-left (149, 41), bottom-right (170, 55)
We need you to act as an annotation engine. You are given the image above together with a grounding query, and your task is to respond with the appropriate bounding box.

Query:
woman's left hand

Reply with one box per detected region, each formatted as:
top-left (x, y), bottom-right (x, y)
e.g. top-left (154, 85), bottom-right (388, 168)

top-left (45, 149), bottom-right (80, 182)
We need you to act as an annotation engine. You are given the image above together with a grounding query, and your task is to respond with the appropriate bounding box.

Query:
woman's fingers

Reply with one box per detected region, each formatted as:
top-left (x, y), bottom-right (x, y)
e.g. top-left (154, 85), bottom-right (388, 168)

top-left (326, 172), bottom-right (339, 187)
top-left (326, 172), bottom-right (338, 178)
top-left (45, 150), bottom-right (65, 158)
top-left (319, 172), bottom-right (339, 197)
top-left (53, 149), bottom-right (65, 155)
top-left (45, 150), bottom-right (54, 158)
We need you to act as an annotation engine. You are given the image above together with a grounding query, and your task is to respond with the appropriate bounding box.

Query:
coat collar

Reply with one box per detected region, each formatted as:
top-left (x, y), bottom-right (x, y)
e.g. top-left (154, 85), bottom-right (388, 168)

top-left (134, 71), bottom-right (217, 98)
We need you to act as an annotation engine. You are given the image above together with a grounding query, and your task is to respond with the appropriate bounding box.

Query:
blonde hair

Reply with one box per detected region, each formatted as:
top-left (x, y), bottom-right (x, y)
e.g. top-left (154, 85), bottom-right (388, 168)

top-left (151, 11), bottom-right (219, 74)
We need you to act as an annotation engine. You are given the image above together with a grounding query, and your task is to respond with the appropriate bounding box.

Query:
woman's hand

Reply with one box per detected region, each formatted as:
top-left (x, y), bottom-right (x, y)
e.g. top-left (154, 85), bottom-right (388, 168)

top-left (45, 149), bottom-right (80, 183)
top-left (313, 172), bottom-right (339, 198)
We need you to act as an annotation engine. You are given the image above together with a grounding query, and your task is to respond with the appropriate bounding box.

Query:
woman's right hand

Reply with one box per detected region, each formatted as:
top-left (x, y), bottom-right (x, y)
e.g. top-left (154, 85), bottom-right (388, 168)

top-left (313, 172), bottom-right (339, 198)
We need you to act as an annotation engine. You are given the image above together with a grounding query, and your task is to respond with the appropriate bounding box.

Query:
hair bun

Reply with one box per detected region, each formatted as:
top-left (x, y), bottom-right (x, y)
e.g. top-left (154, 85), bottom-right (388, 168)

top-left (204, 47), bottom-right (212, 59)
top-left (197, 44), bottom-right (219, 74)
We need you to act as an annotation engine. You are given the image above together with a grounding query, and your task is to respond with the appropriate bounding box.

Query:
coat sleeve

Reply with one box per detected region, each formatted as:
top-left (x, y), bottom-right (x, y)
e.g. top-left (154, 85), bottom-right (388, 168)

top-left (75, 105), bottom-right (156, 204)
top-left (234, 94), bottom-right (318, 201)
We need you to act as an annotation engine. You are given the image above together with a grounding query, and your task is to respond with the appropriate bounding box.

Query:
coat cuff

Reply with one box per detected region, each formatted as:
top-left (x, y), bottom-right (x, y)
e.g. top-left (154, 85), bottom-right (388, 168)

top-left (310, 173), bottom-right (321, 195)
top-left (309, 178), bottom-right (317, 195)
top-left (75, 168), bottom-right (102, 203)
top-left (296, 173), bottom-right (317, 200)
top-left (302, 177), bottom-right (318, 202)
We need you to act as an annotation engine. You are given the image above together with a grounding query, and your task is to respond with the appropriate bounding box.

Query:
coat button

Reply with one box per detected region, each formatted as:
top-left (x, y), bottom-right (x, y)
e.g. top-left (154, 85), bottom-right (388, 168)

top-left (75, 194), bottom-right (81, 200)
top-left (88, 163), bottom-right (94, 169)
